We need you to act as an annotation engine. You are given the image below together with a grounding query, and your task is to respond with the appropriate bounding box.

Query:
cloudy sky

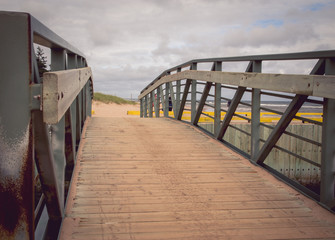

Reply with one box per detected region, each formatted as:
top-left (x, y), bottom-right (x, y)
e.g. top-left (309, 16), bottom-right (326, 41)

top-left (1, 0), bottom-right (335, 98)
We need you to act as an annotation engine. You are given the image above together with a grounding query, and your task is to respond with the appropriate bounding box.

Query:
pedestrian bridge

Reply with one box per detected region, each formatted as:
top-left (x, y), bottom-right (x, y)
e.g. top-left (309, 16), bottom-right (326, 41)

top-left (1, 12), bottom-right (335, 240)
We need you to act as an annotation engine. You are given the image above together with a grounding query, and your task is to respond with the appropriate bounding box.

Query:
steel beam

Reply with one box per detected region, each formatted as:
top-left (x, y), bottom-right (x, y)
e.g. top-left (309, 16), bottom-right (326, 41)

top-left (193, 82), bottom-right (212, 125)
top-left (33, 111), bottom-right (63, 220)
top-left (0, 12), bottom-right (34, 239)
top-left (149, 92), bottom-right (153, 118)
top-left (255, 94), bottom-right (308, 164)
top-left (160, 85), bottom-right (165, 114)
top-left (213, 62), bottom-right (222, 137)
top-left (169, 82), bottom-right (177, 118)
top-left (164, 83), bottom-right (169, 117)
top-left (320, 58), bottom-right (335, 208)
top-left (250, 61), bottom-right (262, 161)
top-left (140, 98), bottom-right (143, 118)
top-left (68, 54), bottom-right (78, 69)
top-left (216, 87), bottom-right (246, 140)
top-left (155, 87), bottom-right (160, 118)
top-left (177, 79), bottom-right (192, 120)
top-left (191, 63), bottom-right (197, 123)
top-left (144, 95), bottom-right (148, 118)
top-left (176, 68), bottom-right (182, 117)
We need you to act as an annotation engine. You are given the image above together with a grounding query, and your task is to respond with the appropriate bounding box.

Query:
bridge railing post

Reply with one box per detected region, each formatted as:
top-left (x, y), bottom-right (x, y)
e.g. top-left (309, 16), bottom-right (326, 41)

top-left (214, 61), bottom-right (222, 137)
top-left (191, 63), bottom-right (197, 123)
top-left (320, 58), bottom-right (335, 209)
top-left (164, 81), bottom-right (169, 117)
top-left (149, 92), bottom-right (153, 118)
top-left (250, 60), bottom-right (262, 162)
top-left (155, 87), bottom-right (160, 118)
top-left (140, 98), bottom-right (143, 118)
top-left (144, 95), bottom-right (148, 118)
top-left (176, 68), bottom-right (182, 117)
top-left (0, 12), bottom-right (34, 239)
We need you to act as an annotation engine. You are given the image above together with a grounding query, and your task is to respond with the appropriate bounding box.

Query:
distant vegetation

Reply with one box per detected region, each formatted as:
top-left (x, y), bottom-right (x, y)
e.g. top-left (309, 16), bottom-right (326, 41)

top-left (93, 92), bottom-right (136, 105)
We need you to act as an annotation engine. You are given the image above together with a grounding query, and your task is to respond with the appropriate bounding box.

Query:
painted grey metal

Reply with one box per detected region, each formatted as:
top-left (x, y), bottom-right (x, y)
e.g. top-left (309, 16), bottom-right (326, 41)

top-left (255, 94), bottom-right (308, 164)
top-left (140, 98), bottom-right (143, 118)
top-left (176, 68), bottom-right (182, 116)
top-left (149, 92), bottom-right (153, 118)
top-left (160, 85), bottom-right (166, 115)
top-left (177, 79), bottom-right (192, 120)
top-left (0, 11), bottom-right (93, 239)
top-left (216, 87), bottom-right (246, 140)
top-left (144, 95), bottom-right (148, 118)
top-left (169, 82), bottom-right (177, 118)
top-left (213, 62), bottom-right (222, 137)
top-left (164, 83), bottom-right (169, 117)
top-left (250, 61), bottom-right (262, 161)
top-left (320, 58), bottom-right (335, 208)
top-left (0, 12), bottom-right (34, 239)
top-left (190, 63), bottom-right (197, 123)
top-left (68, 54), bottom-right (78, 69)
top-left (193, 82), bottom-right (212, 125)
top-left (155, 87), bottom-right (160, 118)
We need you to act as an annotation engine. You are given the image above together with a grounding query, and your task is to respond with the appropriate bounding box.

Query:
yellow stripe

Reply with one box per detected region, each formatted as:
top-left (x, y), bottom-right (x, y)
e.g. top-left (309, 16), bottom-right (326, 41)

top-left (127, 111), bottom-right (323, 123)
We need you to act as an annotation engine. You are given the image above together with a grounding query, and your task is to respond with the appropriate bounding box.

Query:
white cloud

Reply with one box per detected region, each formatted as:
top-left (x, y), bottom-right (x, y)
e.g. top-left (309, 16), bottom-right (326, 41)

top-left (1, 0), bottom-right (334, 98)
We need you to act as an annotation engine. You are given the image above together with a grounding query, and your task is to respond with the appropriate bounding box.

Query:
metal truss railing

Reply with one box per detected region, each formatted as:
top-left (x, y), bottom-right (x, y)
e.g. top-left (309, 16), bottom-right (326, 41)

top-left (139, 50), bottom-right (335, 212)
top-left (0, 12), bottom-right (93, 239)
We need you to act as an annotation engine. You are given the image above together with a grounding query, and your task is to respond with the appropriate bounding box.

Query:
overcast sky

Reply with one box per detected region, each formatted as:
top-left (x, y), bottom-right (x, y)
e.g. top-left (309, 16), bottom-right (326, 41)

top-left (1, 0), bottom-right (335, 98)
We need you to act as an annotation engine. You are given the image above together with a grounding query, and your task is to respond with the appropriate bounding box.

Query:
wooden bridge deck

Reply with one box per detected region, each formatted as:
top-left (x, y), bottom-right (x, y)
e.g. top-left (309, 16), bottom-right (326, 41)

top-left (60, 116), bottom-right (335, 240)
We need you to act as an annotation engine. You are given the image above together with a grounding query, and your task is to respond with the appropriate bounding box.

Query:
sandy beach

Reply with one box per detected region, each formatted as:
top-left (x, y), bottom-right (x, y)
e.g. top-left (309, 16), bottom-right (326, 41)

top-left (91, 101), bottom-right (140, 118)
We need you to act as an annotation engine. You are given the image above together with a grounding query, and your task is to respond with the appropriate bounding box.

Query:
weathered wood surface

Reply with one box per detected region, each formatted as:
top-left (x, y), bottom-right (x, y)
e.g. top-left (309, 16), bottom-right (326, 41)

top-left (60, 117), bottom-right (335, 240)
top-left (138, 70), bottom-right (335, 99)
top-left (43, 67), bottom-right (92, 124)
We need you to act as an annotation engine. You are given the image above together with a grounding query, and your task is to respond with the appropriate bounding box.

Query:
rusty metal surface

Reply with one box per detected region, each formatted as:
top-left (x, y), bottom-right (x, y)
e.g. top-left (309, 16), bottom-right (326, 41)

top-left (60, 117), bottom-right (335, 239)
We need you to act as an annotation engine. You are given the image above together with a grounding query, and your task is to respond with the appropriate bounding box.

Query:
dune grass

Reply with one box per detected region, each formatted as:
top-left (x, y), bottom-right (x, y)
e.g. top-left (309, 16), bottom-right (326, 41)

top-left (93, 92), bottom-right (136, 105)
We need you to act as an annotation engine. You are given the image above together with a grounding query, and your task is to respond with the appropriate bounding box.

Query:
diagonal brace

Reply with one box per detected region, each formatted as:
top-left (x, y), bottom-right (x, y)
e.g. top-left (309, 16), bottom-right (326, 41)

top-left (216, 86), bottom-right (246, 139)
top-left (192, 81), bottom-right (212, 125)
top-left (177, 79), bottom-right (192, 120)
top-left (255, 94), bottom-right (308, 164)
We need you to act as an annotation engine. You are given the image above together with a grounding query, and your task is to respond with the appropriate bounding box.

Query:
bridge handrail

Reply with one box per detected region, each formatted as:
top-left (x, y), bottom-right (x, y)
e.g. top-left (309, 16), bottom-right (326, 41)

top-left (138, 50), bottom-right (335, 213)
top-left (141, 50), bottom-right (335, 94)
top-left (139, 70), bottom-right (335, 99)
top-left (0, 11), bottom-right (93, 239)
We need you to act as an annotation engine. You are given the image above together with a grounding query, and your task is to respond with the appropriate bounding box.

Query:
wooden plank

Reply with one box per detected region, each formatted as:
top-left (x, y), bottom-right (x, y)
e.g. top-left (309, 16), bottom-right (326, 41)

top-left (60, 117), bottom-right (335, 240)
top-left (43, 67), bottom-right (92, 124)
top-left (138, 70), bottom-right (335, 99)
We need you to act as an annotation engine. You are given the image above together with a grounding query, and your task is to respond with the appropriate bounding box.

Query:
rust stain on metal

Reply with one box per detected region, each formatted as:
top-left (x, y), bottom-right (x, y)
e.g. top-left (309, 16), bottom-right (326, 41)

top-left (0, 122), bottom-right (32, 239)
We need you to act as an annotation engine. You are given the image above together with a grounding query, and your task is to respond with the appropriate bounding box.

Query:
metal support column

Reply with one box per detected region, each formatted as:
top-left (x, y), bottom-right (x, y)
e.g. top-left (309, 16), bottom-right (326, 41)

top-left (164, 82), bottom-right (169, 117)
top-left (49, 48), bottom-right (67, 213)
top-left (176, 68), bottom-right (182, 117)
top-left (149, 92), bottom-right (153, 118)
top-left (144, 95), bottom-right (148, 118)
top-left (320, 58), bottom-right (335, 209)
top-left (250, 61), bottom-right (262, 161)
top-left (68, 54), bottom-right (78, 69)
top-left (140, 98), bottom-right (143, 118)
top-left (214, 61), bottom-right (222, 137)
top-left (0, 12), bottom-right (34, 239)
top-left (191, 63), bottom-right (197, 123)
top-left (155, 87), bottom-right (160, 118)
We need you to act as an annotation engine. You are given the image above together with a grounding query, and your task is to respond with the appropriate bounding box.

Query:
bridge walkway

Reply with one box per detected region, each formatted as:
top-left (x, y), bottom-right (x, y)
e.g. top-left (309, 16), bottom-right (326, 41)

top-left (60, 116), bottom-right (335, 240)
